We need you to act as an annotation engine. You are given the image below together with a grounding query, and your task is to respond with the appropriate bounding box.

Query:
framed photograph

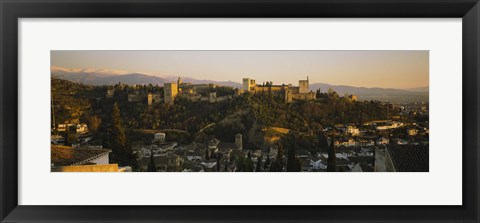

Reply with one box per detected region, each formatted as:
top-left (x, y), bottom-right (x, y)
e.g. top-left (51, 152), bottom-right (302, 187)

top-left (1, 0), bottom-right (479, 222)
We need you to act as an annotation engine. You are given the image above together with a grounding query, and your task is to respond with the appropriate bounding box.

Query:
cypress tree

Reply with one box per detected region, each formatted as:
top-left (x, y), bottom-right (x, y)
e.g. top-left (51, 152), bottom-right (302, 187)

top-left (205, 147), bottom-right (210, 160)
top-left (147, 152), bottom-right (156, 172)
top-left (264, 155), bottom-right (270, 169)
top-left (65, 125), bottom-right (77, 146)
top-left (110, 102), bottom-right (127, 164)
top-left (286, 135), bottom-right (296, 172)
top-left (269, 144), bottom-right (285, 172)
top-left (286, 135), bottom-right (303, 172)
top-left (327, 131), bottom-right (337, 172)
top-left (216, 153), bottom-right (222, 172)
top-left (111, 102), bottom-right (126, 149)
top-left (318, 131), bottom-right (329, 151)
top-left (256, 155), bottom-right (262, 172)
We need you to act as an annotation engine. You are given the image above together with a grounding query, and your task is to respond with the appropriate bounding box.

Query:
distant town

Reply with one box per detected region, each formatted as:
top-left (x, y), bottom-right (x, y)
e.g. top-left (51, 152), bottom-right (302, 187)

top-left (51, 76), bottom-right (429, 172)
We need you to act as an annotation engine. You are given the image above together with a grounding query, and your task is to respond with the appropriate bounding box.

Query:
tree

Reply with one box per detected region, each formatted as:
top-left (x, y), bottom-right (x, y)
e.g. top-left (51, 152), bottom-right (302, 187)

top-left (111, 102), bottom-right (126, 149)
top-left (236, 156), bottom-right (254, 172)
top-left (216, 153), bottom-right (222, 172)
top-left (147, 152), bottom-right (156, 172)
top-left (327, 132), bottom-right (337, 172)
top-left (255, 155), bottom-right (262, 172)
top-left (86, 115), bottom-right (101, 135)
top-left (64, 125), bottom-right (77, 146)
top-left (318, 131), bottom-right (329, 151)
top-left (269, 144), bottom-right (285, 172)
top-left (327, 88), bottom-right (334, 95)
top-left (205, 148), bottom-right (210, 160)
top-left (108, 102), bottom-right (136, 167)
top-left (286, 135), bottom-right (302, 172)
top-left (224, 159), bottom-right (229, 172)
top-left (264, 155), bottom-right (270, 170)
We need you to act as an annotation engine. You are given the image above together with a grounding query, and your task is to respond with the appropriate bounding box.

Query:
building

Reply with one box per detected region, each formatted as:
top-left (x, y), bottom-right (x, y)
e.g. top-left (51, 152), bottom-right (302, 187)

top-left (177, 83), bottom-right (217, 95)
top-left (128, 92), bottom-right (143, 102)
top-left (57, 123), bottom-right (72, 132)
top-left (147, 92), bottom-right (162, 105)
top-left (407, 128), bottom-right (418, 136)
top-left (243, 78), bottom-right (256, 92)
top-left (76, 123), bottom-right (88, 134)
top-left (154, 133), bottom-right (166, 143)
top-left (376, 137), bottom-right (390, 145)
top-left (106, 89), bottom-right (115, 98)
top-left (56, 123), bottom-right (88, 134)
top-left (356, 139), bottom-right (375, 147)
top-left (235, 134), bottom-right (243, 150)
top-left (335, 138), bottom-right (356, 147)
top-left (376, 145), bottom-right (429, 172)
top-left (298, 78), bottom-right (309, 94)
top-left (209, 92), bottom-right (217, 103)
top-left (348, 95), bottom-right (358, 101)
top-left (284, 77), bottom-right (316, 102)
top-left (50, 145), bottom-right (130, 172)
top-left (147, 93), bottom-right (152, 105)
top-left (234, 88), bottom-right (244, 96)
top-left (242, 77), bottom-right (316, 103)
top-left (374, 121), bottom-right (404, 130)
top-left (164, 82), bottom-right (178, 104)
top-left (51, 145), bottom-right (110, 166)
top-left (51, 135), bottom-right (65, 145)
top-left (346, 125), bottom-right (359, 136)
top-left (139, 153), bottom-right (183, 171)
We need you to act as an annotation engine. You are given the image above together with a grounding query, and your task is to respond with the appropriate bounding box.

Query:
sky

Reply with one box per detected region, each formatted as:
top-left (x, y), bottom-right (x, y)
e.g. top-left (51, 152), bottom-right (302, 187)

top-left (51, 50), bottom-right (429, 89)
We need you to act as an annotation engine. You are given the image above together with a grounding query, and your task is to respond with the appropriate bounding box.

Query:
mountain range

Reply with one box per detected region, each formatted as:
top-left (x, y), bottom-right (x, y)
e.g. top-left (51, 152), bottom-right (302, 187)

top-left (51, 66), bottom-right (242, 89)
top-left (51, 67), bottom-right (428, 103)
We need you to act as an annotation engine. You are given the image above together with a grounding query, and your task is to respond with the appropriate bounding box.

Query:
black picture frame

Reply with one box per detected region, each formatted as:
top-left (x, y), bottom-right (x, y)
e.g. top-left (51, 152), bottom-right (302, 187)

top-left (1, 0), bottom-right (479, 222)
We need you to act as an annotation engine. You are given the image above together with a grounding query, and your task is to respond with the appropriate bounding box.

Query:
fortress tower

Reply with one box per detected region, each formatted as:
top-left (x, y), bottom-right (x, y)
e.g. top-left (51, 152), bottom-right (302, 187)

top-left (147, 93), bottom-right (153, 106)
top-left (243, 78), bottom-right (256, 92)
top-left (164, 82), bottom-right (178, 104)
top-left (299, 76), bottom-right (309, 94)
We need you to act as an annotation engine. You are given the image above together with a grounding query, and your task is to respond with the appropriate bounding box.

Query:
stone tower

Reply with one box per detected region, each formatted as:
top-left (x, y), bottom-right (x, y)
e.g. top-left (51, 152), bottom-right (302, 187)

top-left (147, 93), bottom-right (153, 106)
top-left (243, 78), bottom-right (256, 92)
top-left (164, 83), bottom-right (178, 104)
top-left (235, 134), bottom-right (243, 150)
top-left (299, 76), bottom-right (309, 94)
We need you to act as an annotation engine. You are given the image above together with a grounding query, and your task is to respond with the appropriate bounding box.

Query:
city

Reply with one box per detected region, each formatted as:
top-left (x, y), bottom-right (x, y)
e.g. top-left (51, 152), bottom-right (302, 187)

top-left (51, 74), bottom-right (429, 172)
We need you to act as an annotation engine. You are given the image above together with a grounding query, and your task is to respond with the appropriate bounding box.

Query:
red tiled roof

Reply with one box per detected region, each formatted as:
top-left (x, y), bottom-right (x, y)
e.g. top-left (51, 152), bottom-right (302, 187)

top-left (51, 145), bottom-right (111, 166)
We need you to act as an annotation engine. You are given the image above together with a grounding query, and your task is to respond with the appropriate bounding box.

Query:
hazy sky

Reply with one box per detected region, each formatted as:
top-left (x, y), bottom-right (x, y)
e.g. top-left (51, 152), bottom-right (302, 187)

top-left (51, 51), bottom-right (428, 89)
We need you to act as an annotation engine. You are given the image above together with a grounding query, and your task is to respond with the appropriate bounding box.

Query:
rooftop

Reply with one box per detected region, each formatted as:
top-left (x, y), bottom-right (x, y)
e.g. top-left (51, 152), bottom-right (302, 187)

top-left (386, 145), bottom-right (429, 172)
top-left (51, 145), bottom-right (111, 166)
top-left (217, 142), bottom-right (239, 151)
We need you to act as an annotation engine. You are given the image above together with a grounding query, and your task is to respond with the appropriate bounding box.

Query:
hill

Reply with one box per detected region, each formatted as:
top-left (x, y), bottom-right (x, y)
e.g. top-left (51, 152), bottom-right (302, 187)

top-left (309, 83), bottom-right (428, 103)
top-left (51, 66), bottom-right (427, 103)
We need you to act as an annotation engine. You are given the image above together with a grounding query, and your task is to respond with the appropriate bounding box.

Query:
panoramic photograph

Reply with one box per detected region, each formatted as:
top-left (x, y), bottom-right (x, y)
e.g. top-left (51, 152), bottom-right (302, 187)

top-left (50, 51), bottom-right (429, 172)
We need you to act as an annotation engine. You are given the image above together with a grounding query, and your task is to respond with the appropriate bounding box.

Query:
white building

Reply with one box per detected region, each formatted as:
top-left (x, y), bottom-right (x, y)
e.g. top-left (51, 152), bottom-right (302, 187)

top-left (346, 125), bottom-right (360, 136)
top-left (154, 133), bottom-right (166, 143)
top-left (76, 123), bottom-right (88, 134)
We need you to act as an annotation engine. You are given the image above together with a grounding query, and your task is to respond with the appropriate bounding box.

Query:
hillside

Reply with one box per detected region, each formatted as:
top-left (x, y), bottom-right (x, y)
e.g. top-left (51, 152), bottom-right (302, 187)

top-left (52, 66), bottom-right (426, 103)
